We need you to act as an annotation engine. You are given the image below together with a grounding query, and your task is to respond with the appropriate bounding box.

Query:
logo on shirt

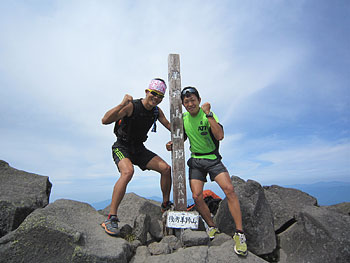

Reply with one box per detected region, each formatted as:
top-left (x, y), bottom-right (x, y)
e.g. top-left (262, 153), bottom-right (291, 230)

top-left (198, 125), bottom-right (208, 135)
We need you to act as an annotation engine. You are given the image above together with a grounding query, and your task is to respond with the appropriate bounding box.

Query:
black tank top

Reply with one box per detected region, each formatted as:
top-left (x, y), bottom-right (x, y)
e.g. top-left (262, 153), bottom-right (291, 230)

top-left (116, 99), bottom-right (157, 144)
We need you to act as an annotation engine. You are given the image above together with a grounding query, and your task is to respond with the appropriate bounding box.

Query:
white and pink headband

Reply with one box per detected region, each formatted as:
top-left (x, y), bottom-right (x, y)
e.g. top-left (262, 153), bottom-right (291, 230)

top-left (148, 79), bottom-right (167, 95)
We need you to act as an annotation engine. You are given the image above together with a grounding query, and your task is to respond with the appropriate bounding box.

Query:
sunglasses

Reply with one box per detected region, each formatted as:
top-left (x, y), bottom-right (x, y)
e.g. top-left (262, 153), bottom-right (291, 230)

top-left (149, 90), bottom-right (164, 99)
top-left (181, 87), bottom-right (197, 96)
top-left (181, 87), bottom-right (199, 100)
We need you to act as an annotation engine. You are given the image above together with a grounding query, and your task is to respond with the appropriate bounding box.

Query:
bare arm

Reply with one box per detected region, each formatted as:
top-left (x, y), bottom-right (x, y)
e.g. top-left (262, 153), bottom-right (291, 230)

top-left (101, 94), bottom-right (133, 125)
top-left (201, 102), bottom-right (224, 141)
top-left (158, 107), bottom-right (171, 131)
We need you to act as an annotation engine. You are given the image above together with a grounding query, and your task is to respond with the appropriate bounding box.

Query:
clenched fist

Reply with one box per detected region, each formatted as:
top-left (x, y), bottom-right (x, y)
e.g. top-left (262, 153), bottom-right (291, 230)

top-left (201, 102), bottom-right (211, 115)
top-left (121, 94), bottom-right (133, 107)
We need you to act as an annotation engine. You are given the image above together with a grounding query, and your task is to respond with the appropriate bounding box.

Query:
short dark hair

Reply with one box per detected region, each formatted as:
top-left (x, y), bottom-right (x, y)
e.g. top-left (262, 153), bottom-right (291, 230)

top-left (153, 78), bottom-right (166, 84)
top-left (181, 86), bottom-right (200, 101)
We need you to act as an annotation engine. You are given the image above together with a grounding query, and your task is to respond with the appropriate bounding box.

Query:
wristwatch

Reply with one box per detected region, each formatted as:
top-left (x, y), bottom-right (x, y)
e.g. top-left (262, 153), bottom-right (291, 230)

top-left (206, 112), bottom-right (214, 118)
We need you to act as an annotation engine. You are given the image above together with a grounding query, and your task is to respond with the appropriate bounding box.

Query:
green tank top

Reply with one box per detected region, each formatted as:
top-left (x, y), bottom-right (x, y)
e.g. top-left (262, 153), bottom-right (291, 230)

top-left (183, 108), bottom-right (220, 160)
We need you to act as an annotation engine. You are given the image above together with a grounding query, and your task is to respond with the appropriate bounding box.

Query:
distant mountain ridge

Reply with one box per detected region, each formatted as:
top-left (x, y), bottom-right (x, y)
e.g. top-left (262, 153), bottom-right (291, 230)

top-left (91, 199), bottom-right (112, 210)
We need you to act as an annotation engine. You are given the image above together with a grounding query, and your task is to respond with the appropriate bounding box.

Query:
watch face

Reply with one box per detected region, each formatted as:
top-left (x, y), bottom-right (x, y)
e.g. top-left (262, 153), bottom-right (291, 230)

top-left (207, 112), bottom-right (213, 118)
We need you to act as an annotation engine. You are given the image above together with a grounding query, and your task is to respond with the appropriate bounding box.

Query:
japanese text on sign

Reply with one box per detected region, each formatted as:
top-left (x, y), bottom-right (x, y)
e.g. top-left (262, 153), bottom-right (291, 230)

top-left (166, 211), bottom-right (199, 229)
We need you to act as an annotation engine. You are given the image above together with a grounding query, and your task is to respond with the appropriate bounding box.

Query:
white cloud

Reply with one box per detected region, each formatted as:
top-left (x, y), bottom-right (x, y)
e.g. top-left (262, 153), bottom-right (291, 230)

top-left (222, 135), bottom-right (350, 185)
top-left (0, 1), bottom-right (349, 204)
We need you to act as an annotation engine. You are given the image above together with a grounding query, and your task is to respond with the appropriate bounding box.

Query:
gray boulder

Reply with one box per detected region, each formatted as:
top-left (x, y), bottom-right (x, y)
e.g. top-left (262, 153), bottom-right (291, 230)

top-left (133, 214), bottom-right (151, 245)
top-left (0, 199), bottom-right (132, 263)
top-left (214, 176), bottom-right (276, 255)
top-left (100, 193), bottom-right (163, 241)
top-left (323, 202), bottom-right (350, 216)
top-left (279, 205), bottom-right (350, 263)
top-left (263, 185), bottom-right (317, 231)
top-left (131, 241), bottom-right (268, 263)
top-left (208, 240), bottom-right (268, 263)
top-left (160, 235), bottom-right (182, 252)
top-left (148, 241), bottom-right (171, 255)
top-left (209, 233), bottom-right (232, 247)
top-left (0, 160), bottom-right (52, 238)
top-left (182, 229), bottom-right (209, 247)
top-left (143, 246), bottom-right (209, 263)
top-left (100, 193), bottom-right (161, 225)
top-left (130, 246), bottom-right (151, 263)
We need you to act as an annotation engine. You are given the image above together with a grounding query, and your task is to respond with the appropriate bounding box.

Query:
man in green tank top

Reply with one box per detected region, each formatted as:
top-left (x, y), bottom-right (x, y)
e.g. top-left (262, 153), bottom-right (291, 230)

top-left (167, 86), bottom-right (247, 256)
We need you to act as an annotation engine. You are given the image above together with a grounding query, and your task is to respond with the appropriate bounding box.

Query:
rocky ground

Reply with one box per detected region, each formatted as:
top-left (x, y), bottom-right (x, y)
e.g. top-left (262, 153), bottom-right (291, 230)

top-left (1, 160), bottom-right (349, 263)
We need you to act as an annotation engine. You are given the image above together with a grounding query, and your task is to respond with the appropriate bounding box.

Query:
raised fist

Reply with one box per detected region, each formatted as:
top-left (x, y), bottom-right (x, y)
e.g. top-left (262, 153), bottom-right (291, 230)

top-left (201, 102), bottom-right (211, 114)
top-left (121, 94), bottom-right (133, 106)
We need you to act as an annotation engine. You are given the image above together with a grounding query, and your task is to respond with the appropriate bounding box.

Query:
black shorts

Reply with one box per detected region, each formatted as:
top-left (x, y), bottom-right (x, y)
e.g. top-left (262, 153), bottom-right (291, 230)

top-left (112, 140), bottom-right (157, 171)
top-left (187, 157), bottom-right (228, 182)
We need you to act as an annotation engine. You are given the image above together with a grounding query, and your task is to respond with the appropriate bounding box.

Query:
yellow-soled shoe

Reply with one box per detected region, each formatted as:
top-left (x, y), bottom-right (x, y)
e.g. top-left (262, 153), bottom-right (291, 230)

top-left (233, 232), bottom-right (248, 256)
top-left (207, 227), bottom-right (220, 240)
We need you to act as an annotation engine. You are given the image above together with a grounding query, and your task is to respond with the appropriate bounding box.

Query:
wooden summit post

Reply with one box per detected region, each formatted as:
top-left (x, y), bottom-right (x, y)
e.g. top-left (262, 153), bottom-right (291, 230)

top-left (168, 54), bottom-right (187, 211)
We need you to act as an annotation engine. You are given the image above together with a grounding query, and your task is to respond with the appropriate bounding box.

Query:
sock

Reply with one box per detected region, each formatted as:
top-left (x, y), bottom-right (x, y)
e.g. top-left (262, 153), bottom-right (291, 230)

top-left (108, 214), bottom-right (117, 219)
top-left (236, 229), bottom-right (244, 234)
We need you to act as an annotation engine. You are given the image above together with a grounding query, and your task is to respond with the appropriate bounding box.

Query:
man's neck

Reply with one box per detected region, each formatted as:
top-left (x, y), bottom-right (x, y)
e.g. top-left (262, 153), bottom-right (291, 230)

top-left (189, 108), bottom-right (201, 117)
top-left (141, 98), bottom-right (154, 111)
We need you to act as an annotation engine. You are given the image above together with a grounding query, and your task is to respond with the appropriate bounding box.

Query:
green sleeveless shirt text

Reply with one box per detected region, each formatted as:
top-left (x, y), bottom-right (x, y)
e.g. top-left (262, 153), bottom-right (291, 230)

top-left (183, 108), bottom-right (220, 160)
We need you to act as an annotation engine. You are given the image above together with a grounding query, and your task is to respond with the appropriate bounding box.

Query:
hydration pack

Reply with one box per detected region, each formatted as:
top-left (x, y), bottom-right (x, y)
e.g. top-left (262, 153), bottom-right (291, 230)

top-left (187, 190), bottom-right (222, 215)
top-left (114, 103), bottom-right (159, 141)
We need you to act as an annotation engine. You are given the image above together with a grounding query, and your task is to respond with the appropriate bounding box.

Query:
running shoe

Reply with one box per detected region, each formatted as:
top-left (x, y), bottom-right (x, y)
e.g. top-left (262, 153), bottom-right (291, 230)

top-left (207, 226), bottom-right (220, 240)
top-left (161, 201), bottom-right (174, 213)
top-left (233, 232), bottom-right (248, 256)
top-left (101, 215), bottom-right (120, 236)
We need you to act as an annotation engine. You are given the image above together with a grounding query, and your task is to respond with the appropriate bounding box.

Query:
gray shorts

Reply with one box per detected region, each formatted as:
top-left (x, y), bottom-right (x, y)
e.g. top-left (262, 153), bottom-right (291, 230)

top-left (187, 157), bottom-right (228, 182)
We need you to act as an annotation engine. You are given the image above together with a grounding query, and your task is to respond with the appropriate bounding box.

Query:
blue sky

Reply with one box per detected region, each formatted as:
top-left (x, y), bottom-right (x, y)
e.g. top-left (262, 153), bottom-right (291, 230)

top-left (0, 0), bottom-right (349, 204)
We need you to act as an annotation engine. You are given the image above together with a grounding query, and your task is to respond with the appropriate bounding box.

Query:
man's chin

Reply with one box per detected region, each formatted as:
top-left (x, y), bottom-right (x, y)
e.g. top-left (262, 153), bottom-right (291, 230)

top-left (152, 100), bottom-right (161, 106)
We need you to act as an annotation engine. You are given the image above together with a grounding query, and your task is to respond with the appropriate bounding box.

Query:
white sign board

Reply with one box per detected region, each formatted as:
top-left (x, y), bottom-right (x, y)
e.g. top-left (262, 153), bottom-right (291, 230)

top-left (166, 211), bottom-right (199, 229)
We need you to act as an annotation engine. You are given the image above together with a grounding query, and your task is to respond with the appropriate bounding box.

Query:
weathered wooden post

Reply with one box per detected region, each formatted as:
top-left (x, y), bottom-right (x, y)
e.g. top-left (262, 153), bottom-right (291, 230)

top-left (168, 54), bottom-right (187, 211)
top-left (164, 54), bottom-right (199, 236)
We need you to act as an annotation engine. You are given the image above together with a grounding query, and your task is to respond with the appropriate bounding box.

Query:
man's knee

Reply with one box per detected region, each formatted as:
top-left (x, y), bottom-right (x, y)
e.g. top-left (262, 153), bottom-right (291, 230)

top-left (160, 163), bottom-right (171, 176)
top-left (221, 183), bottom-right (234, 194)
top-left (192, 192), bottom-right (204, 203)
top-left (223, 185), bottom-right (239, 201)
top-left (120, 167), bottom-right (134, 182)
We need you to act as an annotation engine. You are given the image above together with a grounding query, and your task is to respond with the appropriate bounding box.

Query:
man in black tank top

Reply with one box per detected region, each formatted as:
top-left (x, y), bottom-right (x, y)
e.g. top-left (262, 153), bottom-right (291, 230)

top-left (101, 78), bottom-right (173, 236)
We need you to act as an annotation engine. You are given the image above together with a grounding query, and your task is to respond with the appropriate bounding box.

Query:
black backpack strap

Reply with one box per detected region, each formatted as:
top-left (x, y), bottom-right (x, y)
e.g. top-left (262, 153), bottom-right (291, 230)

top-left (151, 106), bottom-right (159, 132)
top-left (113, 119), bottom-right (122, 137)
